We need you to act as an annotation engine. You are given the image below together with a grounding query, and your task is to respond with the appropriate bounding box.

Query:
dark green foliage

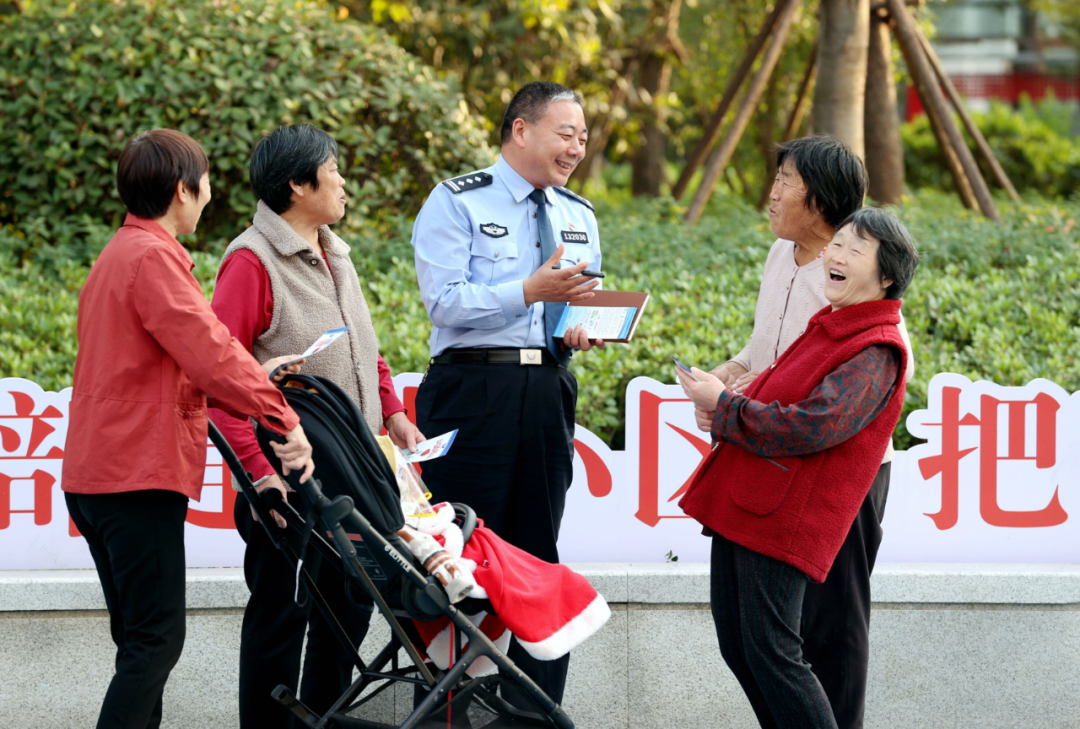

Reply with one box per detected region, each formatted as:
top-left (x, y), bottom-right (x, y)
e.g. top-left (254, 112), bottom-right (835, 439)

top-left (353, 0), bottom-right (820, 205)
top-left (5, 191), bottom-right (1078, 454)
top-left (901, 101), bottom-right (1080, 199)
top-left (0, 0), bottom-right (492, 263)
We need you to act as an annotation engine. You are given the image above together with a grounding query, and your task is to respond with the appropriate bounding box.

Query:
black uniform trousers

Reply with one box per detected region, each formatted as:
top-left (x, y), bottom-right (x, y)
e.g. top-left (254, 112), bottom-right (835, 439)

top-left (415, 360), bottom-right (578, 709)
top-left (65, 489), bottom-right (189, 729)
top-left (800, 462), bottom-right (891, 729)
top-left (233, 491), bottom-right (373, 729)
top-left (710, 534), bottom-right (838, 729)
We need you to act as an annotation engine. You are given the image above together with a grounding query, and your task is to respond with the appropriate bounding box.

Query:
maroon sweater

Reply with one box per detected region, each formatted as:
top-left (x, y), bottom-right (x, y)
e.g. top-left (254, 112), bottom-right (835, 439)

top-left (679, 299), bottom-right (908, 583)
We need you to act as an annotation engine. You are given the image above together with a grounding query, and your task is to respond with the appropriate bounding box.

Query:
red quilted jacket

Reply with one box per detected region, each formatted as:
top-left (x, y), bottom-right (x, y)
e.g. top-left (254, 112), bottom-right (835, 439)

top-left (679, 299), bottom-right (908, 583)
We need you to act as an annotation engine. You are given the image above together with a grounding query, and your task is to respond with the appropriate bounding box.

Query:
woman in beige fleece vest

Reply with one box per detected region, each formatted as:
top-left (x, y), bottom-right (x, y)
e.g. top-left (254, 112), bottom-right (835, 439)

top-left (708, 136), bottom-right (911, 729)
top-left (208, 125), bottom-right (424, 729)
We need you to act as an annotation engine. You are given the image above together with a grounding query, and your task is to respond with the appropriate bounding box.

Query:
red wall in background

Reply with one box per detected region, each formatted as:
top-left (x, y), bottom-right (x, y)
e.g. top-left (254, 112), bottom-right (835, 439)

top-left (906, 72), bottom-right (1080, 120)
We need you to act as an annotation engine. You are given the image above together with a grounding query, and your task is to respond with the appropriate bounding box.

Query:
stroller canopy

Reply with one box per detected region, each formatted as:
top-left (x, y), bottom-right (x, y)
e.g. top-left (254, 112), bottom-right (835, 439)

top-left (257, 373), bottom-right (405, 535)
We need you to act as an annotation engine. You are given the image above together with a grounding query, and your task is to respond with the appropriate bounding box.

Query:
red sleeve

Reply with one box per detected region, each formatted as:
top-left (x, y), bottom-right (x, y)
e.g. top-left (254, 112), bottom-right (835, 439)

top-left (712, 345), bottom-right (901, 457)
top-left (132, 244), bottom-right (297, 436)
top-left (211, 250), bottom-right (273, 350)
top-left (208, 250), bottom-right (277, 481)
top-left (378, 354), bottom-right (406, 421)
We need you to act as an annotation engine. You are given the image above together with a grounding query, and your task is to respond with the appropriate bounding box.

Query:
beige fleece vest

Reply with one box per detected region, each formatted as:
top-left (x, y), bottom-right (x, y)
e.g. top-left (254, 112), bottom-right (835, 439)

top-left (222, 201), bottom-right (382, 436)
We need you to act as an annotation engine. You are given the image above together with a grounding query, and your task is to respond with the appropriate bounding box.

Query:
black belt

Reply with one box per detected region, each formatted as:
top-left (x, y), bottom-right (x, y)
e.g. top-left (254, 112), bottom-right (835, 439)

top-left (431, 347), bottom-right (559, 366)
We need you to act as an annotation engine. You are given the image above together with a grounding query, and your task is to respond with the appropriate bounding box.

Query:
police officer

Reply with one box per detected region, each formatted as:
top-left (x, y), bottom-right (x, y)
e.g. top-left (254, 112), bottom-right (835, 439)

top-left (411, 81), bottom-right (602, 710)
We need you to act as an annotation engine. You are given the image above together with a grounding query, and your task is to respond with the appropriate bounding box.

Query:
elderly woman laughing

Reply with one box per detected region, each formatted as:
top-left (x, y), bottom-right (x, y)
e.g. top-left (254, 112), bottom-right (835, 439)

top-left (675, 207), bottom-right (920, 729)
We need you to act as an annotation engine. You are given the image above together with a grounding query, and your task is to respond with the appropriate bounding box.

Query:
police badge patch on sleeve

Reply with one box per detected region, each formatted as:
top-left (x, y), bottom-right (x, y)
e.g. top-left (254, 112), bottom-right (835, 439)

top-left (480, 223), bottom-right (509, 238)
top-left (560, 230), bottom-right (589, 244)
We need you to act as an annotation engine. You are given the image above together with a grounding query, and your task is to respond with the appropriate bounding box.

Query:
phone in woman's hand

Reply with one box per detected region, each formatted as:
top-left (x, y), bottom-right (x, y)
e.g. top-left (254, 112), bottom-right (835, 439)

top-left (671, 355), bottom-right (700, 381)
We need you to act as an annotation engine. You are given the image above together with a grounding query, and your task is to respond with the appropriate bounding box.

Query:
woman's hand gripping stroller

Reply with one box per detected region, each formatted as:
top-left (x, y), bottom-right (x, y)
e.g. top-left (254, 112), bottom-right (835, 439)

top-left (271, 424), bottom-right (316, 485)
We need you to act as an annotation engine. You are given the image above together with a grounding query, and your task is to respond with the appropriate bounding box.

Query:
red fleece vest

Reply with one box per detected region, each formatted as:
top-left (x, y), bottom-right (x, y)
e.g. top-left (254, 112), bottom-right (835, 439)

top-left (679, 299), bottom-right (908, 583)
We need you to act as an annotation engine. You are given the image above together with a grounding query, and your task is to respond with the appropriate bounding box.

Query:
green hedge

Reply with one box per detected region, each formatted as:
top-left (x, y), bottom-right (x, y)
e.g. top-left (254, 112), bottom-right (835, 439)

top-left (901, 101), bottom-right (1080, 199)
top-left (4, 190), bottom-right (1079, 452)
top-left (0, 0), bottom-right (492, 263)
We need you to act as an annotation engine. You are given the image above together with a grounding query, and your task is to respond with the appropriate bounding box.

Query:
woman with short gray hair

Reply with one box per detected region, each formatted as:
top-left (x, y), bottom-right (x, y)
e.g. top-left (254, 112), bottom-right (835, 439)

top-left (710, 135), bottom-right (914, 729)
top-left (679, 206), bottom-right (920, 728)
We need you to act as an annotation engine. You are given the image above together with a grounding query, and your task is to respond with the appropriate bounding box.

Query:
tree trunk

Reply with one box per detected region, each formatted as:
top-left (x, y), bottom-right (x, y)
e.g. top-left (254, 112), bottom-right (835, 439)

top-left (631, 0), bottom-right (683, 197)
top-left (631, 52), bottom-right (673, 196)
top-left (812, 0), bottom-right (870, 159)
top-left (864, 12), bottom-right (905, 204)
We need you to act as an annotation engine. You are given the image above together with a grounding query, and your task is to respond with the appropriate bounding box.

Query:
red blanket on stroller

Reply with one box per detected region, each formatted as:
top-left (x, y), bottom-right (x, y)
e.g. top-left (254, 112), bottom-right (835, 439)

top-left (412, 523), bottom-right (610, 677)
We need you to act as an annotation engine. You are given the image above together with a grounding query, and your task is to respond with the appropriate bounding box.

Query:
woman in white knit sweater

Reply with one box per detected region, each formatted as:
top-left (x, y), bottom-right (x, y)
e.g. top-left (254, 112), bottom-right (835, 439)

top-left (710, 135), bottom-right (912, 729)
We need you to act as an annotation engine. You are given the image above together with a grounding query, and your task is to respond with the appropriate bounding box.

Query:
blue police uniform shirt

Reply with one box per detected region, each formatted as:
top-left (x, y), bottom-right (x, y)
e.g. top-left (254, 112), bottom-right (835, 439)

top-left (412, 155), bottom-right (602, 357)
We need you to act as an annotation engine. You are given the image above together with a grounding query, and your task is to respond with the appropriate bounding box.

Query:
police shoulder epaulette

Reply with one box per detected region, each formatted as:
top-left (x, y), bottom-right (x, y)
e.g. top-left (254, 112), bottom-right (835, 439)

top-left (442, 172), bottom-right (493, 194)
top-left (554, 186), bottom-right (595, 211)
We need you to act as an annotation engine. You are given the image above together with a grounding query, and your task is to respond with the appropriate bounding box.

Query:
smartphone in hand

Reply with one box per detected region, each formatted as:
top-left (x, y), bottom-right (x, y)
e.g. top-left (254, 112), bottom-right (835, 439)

top-left (671, 355), bottom-right (700, 381)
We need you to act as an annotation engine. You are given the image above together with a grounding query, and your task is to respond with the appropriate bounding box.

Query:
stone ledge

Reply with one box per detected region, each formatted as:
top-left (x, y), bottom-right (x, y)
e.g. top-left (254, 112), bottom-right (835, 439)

top-left (3, 563), bottom-right (1079, 613)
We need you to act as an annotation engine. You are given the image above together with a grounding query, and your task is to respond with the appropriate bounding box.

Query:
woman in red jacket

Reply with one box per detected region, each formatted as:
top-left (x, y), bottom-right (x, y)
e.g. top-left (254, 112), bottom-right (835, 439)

top-left (64, 129), bottom-right (315, 729)
top-left (675, 207), bottom-right (919, 729)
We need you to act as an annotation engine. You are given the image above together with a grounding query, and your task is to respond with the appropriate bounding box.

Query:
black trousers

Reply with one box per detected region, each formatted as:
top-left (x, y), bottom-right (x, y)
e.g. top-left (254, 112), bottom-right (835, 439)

top-left (415, 361), bottom-right (577, 707)
top-left (234, 491), bottom-right (373, 729)
top-left (801, 462), bottom-right (891, 729)
top-left (65, 490), bottom-right (189, 729)
top-left (710, 534), bottom-right (837, 729)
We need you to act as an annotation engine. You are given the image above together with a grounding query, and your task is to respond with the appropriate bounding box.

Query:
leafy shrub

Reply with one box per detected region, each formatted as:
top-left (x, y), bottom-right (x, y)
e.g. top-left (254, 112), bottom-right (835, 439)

top-left (3, 191), bottom-right (1079, 452)
top-left (0, 0), bottom-right (492, 264)
top-left (901, 100), bottom-right (1080, 198)
top-left (1015, 90), bottom-right (1079, 140)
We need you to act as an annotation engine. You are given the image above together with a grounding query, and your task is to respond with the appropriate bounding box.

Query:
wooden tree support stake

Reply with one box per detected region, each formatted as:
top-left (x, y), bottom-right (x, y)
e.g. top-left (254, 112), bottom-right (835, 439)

top-left (783, 43), bottom-right (817, 143)
top-left (914, 23), bottom-right (1020, 202)
top-left (671, 0), bottom-right (787, 201)
top-left (887, 0), bottom-right (999, 220)
top-left (685, 0), bottom-right (802, 225)
top-left (756, 46), bottom-right (817, 210)
top-left (895, 35), bottom-right (976, 210)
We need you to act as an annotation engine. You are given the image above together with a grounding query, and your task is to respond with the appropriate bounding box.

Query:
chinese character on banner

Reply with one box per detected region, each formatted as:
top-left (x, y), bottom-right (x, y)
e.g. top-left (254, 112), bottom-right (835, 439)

top-left (630, 388), bottom-right (712, 527)
top-left (186, 438), bottom-right (238, 530)
top-left (908, 374), bottom-right (1070, 531)
top-left (0, 380), bottom-right (69, 532)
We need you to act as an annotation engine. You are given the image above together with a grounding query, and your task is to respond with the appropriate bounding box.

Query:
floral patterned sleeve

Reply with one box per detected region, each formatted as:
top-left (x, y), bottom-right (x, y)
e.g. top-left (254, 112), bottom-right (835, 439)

top-left (711, 345), bottom-right (901, 458)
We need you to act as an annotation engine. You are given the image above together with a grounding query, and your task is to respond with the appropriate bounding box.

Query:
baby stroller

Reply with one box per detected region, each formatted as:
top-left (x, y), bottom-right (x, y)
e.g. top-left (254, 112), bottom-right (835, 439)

top-left (208, 373), bottom-right (575, 729)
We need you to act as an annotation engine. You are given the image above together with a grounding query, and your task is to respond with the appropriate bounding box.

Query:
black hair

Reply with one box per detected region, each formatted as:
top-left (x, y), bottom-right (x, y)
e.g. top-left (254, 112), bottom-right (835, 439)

top-left (499, 81), bottom-right (584, 145)
top-left (775, 135), bottom-right (868, 229)
top-left (117, 129), bottom-right (208, 219)
top-left (840, 207), bottom-right (920, 300)
top-left (250, 125), bottom-right (339, 214)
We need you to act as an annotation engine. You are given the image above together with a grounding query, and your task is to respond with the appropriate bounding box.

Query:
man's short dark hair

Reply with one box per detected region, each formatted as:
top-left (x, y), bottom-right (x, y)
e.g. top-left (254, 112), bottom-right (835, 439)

top-left (776, 135), bottom-right (868, 229)
top-left (841, 206), bottom-right (920, 300)
top-left (250, 125), bottom-right (339, 214)
top-left (499, 82), bottom-right (584, 145)
top-left (116, 129), bottom-right (208, 219)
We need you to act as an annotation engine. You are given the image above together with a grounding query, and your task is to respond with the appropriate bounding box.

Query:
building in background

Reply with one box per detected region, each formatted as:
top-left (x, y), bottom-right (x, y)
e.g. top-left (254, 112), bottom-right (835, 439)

top-left (907, 0), bottom-right (1079, 127)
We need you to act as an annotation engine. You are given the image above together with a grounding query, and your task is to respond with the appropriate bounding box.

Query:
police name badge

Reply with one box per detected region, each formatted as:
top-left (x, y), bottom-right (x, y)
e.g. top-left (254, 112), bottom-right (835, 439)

top-left (560, 230), bottom-right (589, 244)
top-left (480, 223), bottom-right (508, 238)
